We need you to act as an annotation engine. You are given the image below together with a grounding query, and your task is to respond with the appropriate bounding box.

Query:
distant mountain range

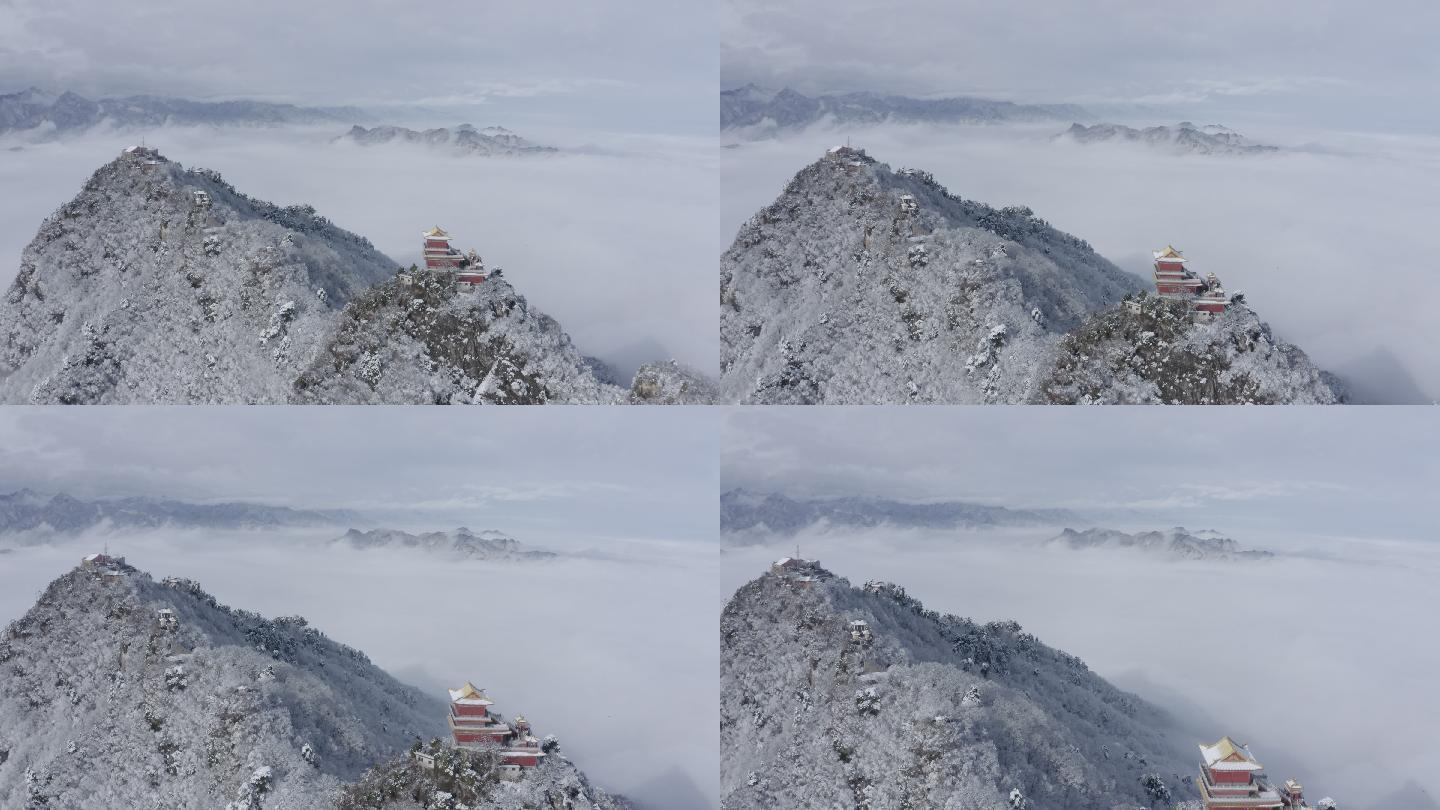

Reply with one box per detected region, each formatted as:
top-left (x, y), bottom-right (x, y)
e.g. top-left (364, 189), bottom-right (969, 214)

top-left (720, 85), bottom-right (1090, 136)
top-left (720, 489), bottom-right (1076, 542)
top-left (334, 123), bottom-right (557, 156)
top-left (0, 489), bottom-right (357, 539)
top-left (0, 87), bottom-right (368, 137)
top-left (332, 527), bottom-right (557, 561)
top-left (1057, 121), bottom-right (1280, 155)
top-left (1048, 527), bottom-right (1275, 561)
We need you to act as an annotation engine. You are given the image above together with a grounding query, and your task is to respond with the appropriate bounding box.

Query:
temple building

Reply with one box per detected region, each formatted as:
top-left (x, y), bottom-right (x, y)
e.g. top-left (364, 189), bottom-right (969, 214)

top-left (1153, 245), bottom-right (1231, 317)
top-left (422, 226), bottom-right (489, 286)
top-left (1195, 737), bottom-right (1312, 809)
top-left (445, 682), bottom-right (547, 769)
top-left (447, 682), bottom-right (512, 747)
top-left (422, 226), bottom-right (463, 270)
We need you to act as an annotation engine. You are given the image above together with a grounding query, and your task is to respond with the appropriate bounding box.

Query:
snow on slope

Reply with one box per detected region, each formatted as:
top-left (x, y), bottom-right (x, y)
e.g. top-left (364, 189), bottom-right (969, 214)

top-left (721, 564), bottom-right (1198, 809)
top-left (720, 147), bottom-right (1340, 405)
top-left (0, 561), bottom-right (443, 809)
top-left (0, 147), bottom-right (397, 404)
top-left (291, 268), bottom-right (630, 404)
top-left (337, 741), bottom-right (632, 810)
top-left (1044, 294), bottom-right (1340, 404)
top-left (720, 562), bottom-right (1203, 807)
top-left (719, 147), bottom-right (1145, 403)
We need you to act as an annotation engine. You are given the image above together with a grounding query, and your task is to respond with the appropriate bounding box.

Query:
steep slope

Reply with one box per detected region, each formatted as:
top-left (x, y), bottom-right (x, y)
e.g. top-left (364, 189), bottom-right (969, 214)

top-left (1043, 294), bottom-right (1341, 404)
top-left (335, 124), bottom-right (557, 157)
top-left (721, 565), bottom-right (1198, 809)
top-left (0, 147), bottom-right (397, 404)
top-left (720, 489), bottom-right (1075, 544)
top-left (720, 147), bottom-right (1145, 403)
top-left (1048, 527), bottom-right (1274, 561)
top-left (0, 560), bottom-right (444, 809)
top-left (1056, 122), bottom-right (1279, 155)
top-left (333, 527), bottom-right (557, 561)
top-left (0, 490), bottom-right (357, 540)
top-left (720, 86), bottom-right (1090, 136)
top-left (291, 269), bottom-right (629, 404)
top-left (337, 740), bottom-right (631, 810)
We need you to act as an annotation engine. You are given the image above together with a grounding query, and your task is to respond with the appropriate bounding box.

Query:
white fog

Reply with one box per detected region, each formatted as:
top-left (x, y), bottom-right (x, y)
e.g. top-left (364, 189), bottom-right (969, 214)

top-left (722, 406), bottom-right (1440, 806)
top-left (0, 407), bottom-right (720, 809)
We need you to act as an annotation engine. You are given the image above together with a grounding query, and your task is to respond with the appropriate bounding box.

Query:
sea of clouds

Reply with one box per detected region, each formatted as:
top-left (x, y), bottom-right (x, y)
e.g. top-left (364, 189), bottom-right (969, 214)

top-left (1, 526), bottom-right (719, 809)
top-left (721, 525), bottom-right (1440, 806)
top-left (0, 123), bottom-right (717, 380)
top-left (721, 121), bottom-right (1440, 402)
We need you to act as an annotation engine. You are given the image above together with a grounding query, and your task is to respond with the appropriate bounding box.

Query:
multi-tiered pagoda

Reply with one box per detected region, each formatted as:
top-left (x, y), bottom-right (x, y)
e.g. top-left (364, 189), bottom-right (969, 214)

top-left (422, 226), bottom-right (488, 285)
top-left (446, 682), bottom-right (547, 770)
top-left (1195, 737), bottom-right (1312, 809)
top-left (1153, 245), bottom-right (1230, 317)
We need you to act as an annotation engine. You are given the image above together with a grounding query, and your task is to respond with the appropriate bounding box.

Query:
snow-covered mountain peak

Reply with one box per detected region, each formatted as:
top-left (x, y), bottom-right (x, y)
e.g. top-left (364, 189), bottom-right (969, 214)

top-left (721, 148), bottom-right (1341, 404)
top-left (0, 146), bottom-right (398, 404)
top-left (0, 559), bottom-right (442, 807)
top-left (722, 564), bottom-right (1199, 807)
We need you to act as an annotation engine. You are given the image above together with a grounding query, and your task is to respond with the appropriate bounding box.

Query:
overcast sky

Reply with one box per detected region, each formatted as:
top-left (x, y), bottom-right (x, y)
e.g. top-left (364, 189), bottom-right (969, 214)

top-left (0, 407), bottom-right (719, 543)
top-left (0, 0), bottom-right (716, 134)
top-left (723, 0), bottom-right (1440, 132)
top-left (723, 407), bottom-right (1440, 542)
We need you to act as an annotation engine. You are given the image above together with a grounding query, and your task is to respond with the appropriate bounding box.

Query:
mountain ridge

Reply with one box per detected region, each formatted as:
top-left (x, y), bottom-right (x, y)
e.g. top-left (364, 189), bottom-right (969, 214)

top-left (1047, 527), bottom-right (1275, 561)
top-left (721, 561), bottom-right (1201, 808)
top-left (721, 85), bottom-right (1091, 136)
top-left (0, 559), bottom-right (443, 808)
top-left (0, 489), bottom-right (361, 540)
top-left (719, 146), bottom-right (1339, 404)
top-left (1056, 122), bottom-right (1280, 156)
top-left (0, 87), bottom-right (369, 138)
top-left (332, 527), bottom-right (557, 561)
top-left (334, 123), bottom-right (557, 157)
top-left (721, 489), bottom-right (1077, 543)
